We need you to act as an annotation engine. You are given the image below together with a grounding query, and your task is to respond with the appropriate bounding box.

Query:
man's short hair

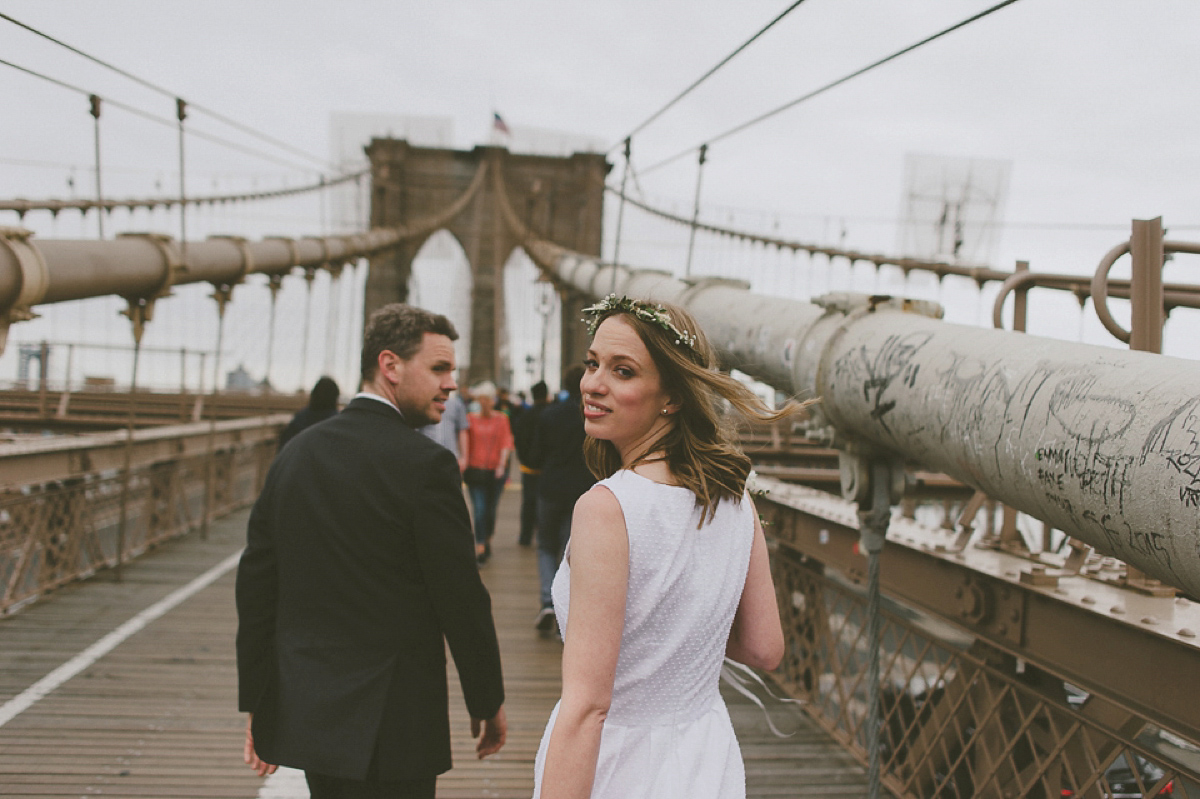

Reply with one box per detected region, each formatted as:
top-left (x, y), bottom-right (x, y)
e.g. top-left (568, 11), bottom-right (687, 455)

top-left (530, 381), bottom-right (549, 402)
top-left (361, 304), bottom-right (458, 382)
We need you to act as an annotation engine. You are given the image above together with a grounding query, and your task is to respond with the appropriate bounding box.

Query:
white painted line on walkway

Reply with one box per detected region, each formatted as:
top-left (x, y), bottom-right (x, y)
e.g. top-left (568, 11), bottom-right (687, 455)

top-left (0, 549), bottom-right (243, 728)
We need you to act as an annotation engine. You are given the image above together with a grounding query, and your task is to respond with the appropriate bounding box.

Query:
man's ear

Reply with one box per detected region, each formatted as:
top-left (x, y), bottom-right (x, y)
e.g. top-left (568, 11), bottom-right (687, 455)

top-left (378, 350), bottom-right (403, 385)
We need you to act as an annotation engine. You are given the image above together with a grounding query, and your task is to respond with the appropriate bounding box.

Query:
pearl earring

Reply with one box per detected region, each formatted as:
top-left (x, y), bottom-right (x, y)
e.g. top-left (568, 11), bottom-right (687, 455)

top-left (661, 409), bottom-right (669, 415)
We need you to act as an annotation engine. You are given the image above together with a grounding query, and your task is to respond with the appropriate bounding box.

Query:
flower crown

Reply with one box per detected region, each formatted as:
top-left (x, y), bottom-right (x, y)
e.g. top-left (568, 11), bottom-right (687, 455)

top-left (581, 294), bottom-right (698, 349)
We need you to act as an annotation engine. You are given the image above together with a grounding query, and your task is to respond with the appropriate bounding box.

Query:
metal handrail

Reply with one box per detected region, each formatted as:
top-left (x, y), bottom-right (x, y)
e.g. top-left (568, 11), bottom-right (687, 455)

top-left (992, 267), bottom-right (1200, 331)
top-left (1091, 237), bottom-right (1200, 344)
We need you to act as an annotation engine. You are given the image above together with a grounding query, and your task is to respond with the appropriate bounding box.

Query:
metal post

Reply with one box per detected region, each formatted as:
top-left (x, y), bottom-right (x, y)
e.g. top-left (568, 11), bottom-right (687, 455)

top-left (994, 260), bottom-right (1030, 547)
top-left (684, 144), bottom-right (708, 279)
top-left (1129, 217), bottom-right (1164, 353)
top-left (610, 137), bottom-right (631, 294)
top-left (1012, 260), bottom-right (1029, 333)
top-left (89, 95), bottom-right (104, 240)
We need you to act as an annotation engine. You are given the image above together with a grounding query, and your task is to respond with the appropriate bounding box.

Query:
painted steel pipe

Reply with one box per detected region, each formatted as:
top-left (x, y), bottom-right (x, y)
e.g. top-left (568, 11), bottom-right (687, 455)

top-left (0, 155), bottom-right (488, 318)
top-left (547, 251), bottom-right (1200, 598)
top-left (0, 230), bottom-right (404, 307)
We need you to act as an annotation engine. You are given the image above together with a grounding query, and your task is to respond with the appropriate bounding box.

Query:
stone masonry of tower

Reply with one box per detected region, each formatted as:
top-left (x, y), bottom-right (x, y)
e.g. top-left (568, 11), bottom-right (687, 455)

top-left (365, 140), bottom-right (609, 387)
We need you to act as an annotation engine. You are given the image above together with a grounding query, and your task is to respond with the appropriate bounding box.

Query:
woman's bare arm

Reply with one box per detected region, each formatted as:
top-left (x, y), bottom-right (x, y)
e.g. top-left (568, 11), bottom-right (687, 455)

top-left (540, 485), bottom-right (629, 799)
top-left (726, 498), bottom-right (784, 670)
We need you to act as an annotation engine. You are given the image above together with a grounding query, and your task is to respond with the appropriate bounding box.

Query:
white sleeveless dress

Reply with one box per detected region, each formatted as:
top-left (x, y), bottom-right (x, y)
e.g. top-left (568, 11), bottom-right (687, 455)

top-left (532, 469), bottom-right (756, 799)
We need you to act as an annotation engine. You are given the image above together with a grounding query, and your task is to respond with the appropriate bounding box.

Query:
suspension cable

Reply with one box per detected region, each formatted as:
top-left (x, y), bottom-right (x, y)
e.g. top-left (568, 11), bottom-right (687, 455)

top-left (608, 0), bottom-right (810, 152)
top-left (0, 169), bottom-right (368, 215)
top-left (0, 11), bottom-right (333, 170)
top-left (0, 57), bottom-right (320, 173)
top-left (640, 0), bottom-right (1024, 176)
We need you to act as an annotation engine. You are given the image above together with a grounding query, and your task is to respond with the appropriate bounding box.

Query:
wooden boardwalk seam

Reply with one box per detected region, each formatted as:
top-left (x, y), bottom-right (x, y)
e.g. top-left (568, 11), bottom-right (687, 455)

top-left (0, 487), bottom-right (867, 798)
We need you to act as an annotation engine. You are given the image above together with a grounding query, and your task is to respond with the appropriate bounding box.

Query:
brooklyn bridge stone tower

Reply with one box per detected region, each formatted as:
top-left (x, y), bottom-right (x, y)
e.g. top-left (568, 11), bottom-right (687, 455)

top-left (365, 140), bottom-right (609, 385)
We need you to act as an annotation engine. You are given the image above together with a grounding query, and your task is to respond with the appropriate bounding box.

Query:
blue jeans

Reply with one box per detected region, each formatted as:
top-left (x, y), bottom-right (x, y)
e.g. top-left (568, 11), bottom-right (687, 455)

top-left (519, 471), bottom-right (540, 545)
top-left (536, 494), bottom-right (575, 608)
top-left (468, 475), bottom-right (504, 546)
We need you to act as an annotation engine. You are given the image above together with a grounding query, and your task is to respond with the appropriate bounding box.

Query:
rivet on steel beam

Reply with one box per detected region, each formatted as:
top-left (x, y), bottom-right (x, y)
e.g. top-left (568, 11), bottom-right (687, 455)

top-left (1179, 628), bottom-right (1196, 638)
top-left (1111, 606), bottom-right (1126, 615)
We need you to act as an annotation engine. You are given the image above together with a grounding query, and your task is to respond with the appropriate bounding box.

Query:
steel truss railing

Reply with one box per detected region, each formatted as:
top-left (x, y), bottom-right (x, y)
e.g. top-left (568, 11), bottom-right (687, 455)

top-left (760, 487), bottom-right (1200, 798)
top-left (0, 416), bottom-right (285, 614)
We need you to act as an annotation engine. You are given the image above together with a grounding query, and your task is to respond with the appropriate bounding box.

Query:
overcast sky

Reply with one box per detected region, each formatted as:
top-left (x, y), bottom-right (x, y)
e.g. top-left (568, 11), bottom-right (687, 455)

top-left (1, 0), bottom-right (1198, 387)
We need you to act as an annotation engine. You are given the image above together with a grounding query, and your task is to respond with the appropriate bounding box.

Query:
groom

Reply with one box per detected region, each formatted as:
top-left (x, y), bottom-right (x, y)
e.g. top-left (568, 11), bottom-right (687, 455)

top-left (236, 303), bottom-right (506, 798)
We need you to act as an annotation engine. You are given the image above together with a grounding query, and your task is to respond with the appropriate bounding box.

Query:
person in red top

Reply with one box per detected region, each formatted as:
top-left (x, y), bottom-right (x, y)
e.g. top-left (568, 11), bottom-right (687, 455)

top-left (464, 381), bottom-right (514, 564)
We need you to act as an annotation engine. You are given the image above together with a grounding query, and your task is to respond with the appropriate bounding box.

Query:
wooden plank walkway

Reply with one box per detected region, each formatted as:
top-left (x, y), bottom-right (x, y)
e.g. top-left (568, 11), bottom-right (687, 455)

top-left (0, 486), bottom-right (868, 798)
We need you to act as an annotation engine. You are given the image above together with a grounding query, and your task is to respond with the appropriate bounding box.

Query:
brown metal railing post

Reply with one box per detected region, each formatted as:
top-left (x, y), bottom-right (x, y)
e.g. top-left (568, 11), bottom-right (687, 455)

top-left (37, 340), bottom-right (49, 418)
top-left (1011, 260), bottom-right (1029, 333)
top-left (997, 260), bottom-right (1030, 547)
top-left (1127, 219), bottom-right (1167, 591)
top-left (1129, 217), bottom-right (1164, 354)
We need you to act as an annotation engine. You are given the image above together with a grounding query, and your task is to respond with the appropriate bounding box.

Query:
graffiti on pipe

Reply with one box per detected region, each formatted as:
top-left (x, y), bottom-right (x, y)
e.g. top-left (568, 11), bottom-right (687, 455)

top-left (1142, 397), bottom-right (1200, 509)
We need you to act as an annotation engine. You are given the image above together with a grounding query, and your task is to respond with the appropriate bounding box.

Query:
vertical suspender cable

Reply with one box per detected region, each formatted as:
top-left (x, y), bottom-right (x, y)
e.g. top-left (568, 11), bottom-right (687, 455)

top-left (684, 144), bottom-right (708, 279)
top-left (88, 94), bottom-right (104, 239)
top-left (337, 264), bottom-right (352, 392)
top-left (324, 268), bottom-right (341, 378)
top-left (179, 347), bottom-right (188, 421)
top-left (300, 268), bottom-right (315, 390)
top-left (201, 289), bottom-right (229, 540)
top-left (176, 98), bottom-right (188, 258)
top-left (265, 275), bottom-right (282, 391)
top-left (858, 460), bottom-right (894, 799)
top-left (866, 544), bottom-right (883, 799)
top-left (610, 137), bottom-right (631, 294)
top-left (319, 173), bottom-right (327, 233)
top-left (114, 329), bottom-right (143, 581)
top-left (347, 261), bottom-right (364, 392)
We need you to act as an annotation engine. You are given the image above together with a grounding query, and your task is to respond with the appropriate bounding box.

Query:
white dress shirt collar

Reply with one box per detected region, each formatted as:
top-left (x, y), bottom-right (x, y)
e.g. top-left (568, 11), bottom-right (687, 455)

top-left (354, 391), bottom-right (404, 420)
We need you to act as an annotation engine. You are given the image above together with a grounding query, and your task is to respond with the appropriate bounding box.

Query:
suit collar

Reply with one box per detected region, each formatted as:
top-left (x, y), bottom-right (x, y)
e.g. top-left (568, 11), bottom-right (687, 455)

top-left (346, 396), bottom-right (410, 426)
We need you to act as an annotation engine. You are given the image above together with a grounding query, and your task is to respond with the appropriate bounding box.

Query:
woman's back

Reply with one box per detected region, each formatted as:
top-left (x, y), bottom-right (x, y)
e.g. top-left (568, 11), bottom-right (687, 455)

top-left (535, 469), bottom-right (755, 798)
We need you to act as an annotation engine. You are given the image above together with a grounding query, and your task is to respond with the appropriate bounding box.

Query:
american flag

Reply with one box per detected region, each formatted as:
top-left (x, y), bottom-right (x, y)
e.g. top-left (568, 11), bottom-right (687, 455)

top-left (492, 112), bottom-right (510, 135)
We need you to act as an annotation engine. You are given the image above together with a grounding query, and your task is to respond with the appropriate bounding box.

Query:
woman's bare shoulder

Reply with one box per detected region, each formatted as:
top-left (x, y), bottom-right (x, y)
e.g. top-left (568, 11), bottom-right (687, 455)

top-left (574, 483), bottom-right (621, 520)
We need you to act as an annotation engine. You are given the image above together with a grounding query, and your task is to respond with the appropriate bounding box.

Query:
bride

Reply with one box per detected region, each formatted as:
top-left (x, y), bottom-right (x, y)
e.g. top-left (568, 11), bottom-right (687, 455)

top-left (532, 296), bottom-right (808, 799)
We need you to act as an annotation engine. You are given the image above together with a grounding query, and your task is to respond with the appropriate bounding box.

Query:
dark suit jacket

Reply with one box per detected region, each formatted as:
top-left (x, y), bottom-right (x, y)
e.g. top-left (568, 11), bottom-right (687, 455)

top-left (276, 405), bottom-right (337, 451)
top-left (236, 397), bottom-right (504, 781)
top-left (531, 393), bottom-right (596, 503)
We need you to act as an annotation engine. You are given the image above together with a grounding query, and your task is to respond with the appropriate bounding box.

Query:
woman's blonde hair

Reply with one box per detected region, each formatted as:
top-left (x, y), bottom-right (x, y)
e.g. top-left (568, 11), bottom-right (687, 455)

top-left (582, 298), bottom-right (811, 524)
